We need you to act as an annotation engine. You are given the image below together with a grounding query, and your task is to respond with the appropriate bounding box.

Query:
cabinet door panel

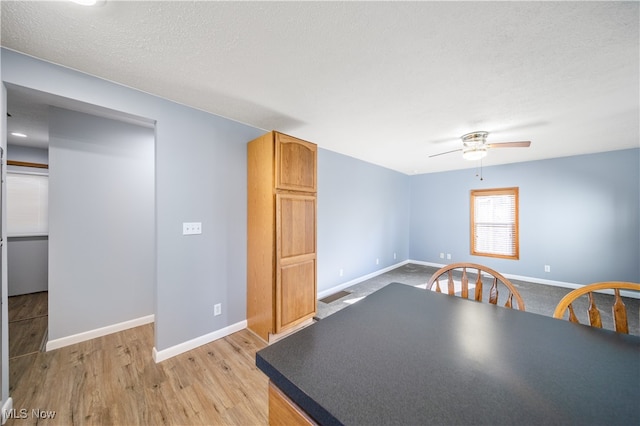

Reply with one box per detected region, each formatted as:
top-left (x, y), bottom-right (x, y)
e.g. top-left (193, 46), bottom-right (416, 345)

top-left (278, 194), bottom-right (316, 259)
top-left (276, 192), bottom-right (317, 332)
top-left (275, 133), bottom-right (317, 192)
top-left (277, 259), bottom-right (316, 331)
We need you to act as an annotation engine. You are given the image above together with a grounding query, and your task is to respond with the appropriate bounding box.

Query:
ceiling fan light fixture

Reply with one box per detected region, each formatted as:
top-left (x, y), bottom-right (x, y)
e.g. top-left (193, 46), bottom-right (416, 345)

top-left (462, 146), bottom-right (488, 161)
top-left (429, 129), bottom-right (531, 161)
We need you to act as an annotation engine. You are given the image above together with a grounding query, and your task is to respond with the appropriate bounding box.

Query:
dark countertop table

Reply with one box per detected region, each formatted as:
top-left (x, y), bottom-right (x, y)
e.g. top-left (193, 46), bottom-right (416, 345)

top-left (256, 283), bottom-right (640, 425)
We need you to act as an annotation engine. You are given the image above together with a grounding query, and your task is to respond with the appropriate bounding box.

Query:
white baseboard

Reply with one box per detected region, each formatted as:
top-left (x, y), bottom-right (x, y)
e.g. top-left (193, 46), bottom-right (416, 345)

top-left (502, 272), bottom-right (583, 289)
top-left (408, 260), bottom-right (445, 269)
top-left (152, 320), bottom-right (247, 363)
top-left (323, 260), bottom-right (640, 300)
top-left (503, 273), bottom-right (639, 299)
top-left (46, 314), bottom-right (155, 351)
top-left (317, 260), bottom-right (409, 300)
top-left (1, 397), bottom-right (13, 425)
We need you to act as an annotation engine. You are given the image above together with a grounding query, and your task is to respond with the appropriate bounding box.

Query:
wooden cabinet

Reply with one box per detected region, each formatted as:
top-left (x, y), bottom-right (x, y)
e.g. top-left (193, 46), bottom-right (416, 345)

top-left (268, 381), bottom-right (317, 425)
top-left (247, 131), bottom-right (317, 342)
top-left (275, 132), bottom-right (317, 192)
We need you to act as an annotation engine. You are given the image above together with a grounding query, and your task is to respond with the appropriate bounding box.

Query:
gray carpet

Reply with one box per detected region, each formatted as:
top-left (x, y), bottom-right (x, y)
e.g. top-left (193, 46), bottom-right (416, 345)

top-left (316, 263), bottom-right (640, 336)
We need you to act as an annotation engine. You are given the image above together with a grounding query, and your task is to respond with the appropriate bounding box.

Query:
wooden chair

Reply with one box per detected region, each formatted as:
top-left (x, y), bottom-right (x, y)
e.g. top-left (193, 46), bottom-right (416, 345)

top-left (553, 282), bottom-right (640, 334)
top-left (426, 262), bottom-right (525, 311)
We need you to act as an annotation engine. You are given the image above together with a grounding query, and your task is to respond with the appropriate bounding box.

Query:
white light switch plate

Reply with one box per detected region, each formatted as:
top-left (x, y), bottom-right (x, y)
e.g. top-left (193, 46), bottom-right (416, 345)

top-left (183, 222), bottom-right (202, 235)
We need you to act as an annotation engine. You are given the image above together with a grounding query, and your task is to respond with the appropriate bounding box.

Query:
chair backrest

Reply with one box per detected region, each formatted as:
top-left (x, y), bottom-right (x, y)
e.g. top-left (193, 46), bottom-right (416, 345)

top-left (552, 282), bottom-right (640, 334)
top-left (426, 262), bottom-right (525, 311)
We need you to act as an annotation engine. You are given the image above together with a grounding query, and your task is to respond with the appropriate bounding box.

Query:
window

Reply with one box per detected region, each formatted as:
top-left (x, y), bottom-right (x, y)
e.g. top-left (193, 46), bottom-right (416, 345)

top-left (7, 172), bottom-right (49, 237)
top-left (470, 187), bottom-right (519, 260)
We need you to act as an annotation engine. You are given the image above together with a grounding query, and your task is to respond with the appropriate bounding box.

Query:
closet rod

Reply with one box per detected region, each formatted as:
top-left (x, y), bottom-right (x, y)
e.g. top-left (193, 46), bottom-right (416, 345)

top-left (7, 160), bottom-right (48, 169)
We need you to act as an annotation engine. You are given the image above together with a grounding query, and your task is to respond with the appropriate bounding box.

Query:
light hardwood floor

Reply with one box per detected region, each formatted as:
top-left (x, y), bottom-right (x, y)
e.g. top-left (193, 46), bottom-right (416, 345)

top-left (8, 292), bottom-right (48, 361)
top-left (7, 322), bottom-right (269, 425)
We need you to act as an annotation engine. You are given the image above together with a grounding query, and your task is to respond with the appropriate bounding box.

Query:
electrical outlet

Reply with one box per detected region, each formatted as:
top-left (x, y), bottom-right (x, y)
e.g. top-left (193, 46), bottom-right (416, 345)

top-left (183, 222), bottom-right (202, 235)
top-left (339, 268), bottom-right (344, 277)
top-left (214, 303), bottom-right (222, 316)
top-left (439, 253), bottom-right (445, 259)
top-left (446, 253), bottom-right (452, 260)
top-left (544, 265), bottom-right (551, 273)
top-left (393, 252), bottom-right (397, 260)
top-left (376, 258), bottom-right (379, 265)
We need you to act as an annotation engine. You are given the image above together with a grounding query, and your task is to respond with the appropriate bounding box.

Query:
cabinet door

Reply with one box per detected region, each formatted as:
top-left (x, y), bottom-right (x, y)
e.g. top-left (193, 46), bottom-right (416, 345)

top-left (275, 133), bottom-right (317, 192)
top-left (275, 193), bottom-right (317, 332)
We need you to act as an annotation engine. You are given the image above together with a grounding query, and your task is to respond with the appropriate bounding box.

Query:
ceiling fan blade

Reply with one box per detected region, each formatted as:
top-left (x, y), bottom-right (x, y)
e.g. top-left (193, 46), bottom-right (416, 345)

top-left (487, 141), bottom-right (531, 148)
top-left (429, 148), bottom-right (462, 158)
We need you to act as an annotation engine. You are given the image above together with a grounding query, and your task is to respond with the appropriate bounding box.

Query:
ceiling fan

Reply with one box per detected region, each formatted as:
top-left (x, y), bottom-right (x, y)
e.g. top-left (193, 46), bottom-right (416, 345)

top-left (429, 131), bottom-right (531, 161)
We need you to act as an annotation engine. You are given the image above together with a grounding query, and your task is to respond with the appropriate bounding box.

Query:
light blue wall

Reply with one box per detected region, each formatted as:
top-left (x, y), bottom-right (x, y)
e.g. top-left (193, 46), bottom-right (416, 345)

top-left (317, 149), bottom-right (410, 293)
top-left (1, 49), bottom-right (637, 370)
top-left (7, 236), bottom-right (47, 296)
top-left (410, 149), bottom-right (640, 284)
top-left (6, 145), bottom-right (48, 173)
top-left (1, 48), bottom-right (265, 351)
top-left (48, 107), bottom-right (155, 340)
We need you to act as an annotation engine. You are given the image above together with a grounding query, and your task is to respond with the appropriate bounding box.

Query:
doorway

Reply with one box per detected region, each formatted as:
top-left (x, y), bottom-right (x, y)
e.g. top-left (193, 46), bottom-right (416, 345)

top-left (4, 83), bottom-right (156, 394)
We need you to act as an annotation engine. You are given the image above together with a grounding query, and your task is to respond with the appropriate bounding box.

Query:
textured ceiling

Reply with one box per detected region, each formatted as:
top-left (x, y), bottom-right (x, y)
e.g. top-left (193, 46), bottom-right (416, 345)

top-left (2, 1), bottom-right (639, 174)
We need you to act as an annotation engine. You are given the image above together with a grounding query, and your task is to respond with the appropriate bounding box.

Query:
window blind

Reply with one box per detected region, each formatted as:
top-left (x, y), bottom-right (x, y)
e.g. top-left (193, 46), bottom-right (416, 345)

top-left (7, 172), bottom-right (49, 237)
top-left (471, 188), bottom-right (518, 259)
